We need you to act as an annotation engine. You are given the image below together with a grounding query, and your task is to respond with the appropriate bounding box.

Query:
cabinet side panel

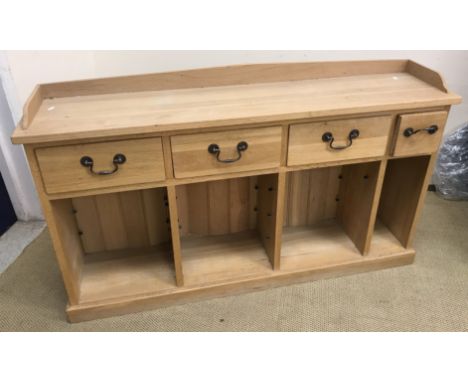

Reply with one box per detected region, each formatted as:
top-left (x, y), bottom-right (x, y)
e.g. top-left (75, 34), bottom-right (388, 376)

top-left (51, 198), bottom-right (85, 292)
top-left (25, 146), bottom-right (81, 304)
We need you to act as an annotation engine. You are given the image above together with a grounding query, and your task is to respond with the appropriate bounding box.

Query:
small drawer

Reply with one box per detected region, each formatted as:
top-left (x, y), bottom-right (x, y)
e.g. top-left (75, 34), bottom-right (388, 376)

top-left (171, 126), bottom-right (282, 178)
top-left (288, 116), bottom-right (392, 166)
top-left (36, 138), bottom-right (166, 194)
top-left (392, 111), bottom-right (448, 157)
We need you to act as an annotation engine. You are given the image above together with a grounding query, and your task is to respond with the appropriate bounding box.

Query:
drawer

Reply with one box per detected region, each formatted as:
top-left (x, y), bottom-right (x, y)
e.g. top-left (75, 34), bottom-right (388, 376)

top-left (288, 116), bottom-right (392, 166)
top-left (171, 126), bottom-right (282, 178)
top-left (36, 138), bottom-right (166, 194)
top-left (392, 111), bottom-right (448, 157)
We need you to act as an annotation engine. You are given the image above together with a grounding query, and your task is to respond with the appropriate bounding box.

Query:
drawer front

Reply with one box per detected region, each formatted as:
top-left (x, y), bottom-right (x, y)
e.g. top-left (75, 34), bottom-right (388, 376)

top-left (392, 111), bottom-right (448, 157)
top-left (36, 138), bottom-right (166, 194)
top-left (171, 126), bottom-right (282, 178)
top-left (288, 116), bottom-right (392, 166)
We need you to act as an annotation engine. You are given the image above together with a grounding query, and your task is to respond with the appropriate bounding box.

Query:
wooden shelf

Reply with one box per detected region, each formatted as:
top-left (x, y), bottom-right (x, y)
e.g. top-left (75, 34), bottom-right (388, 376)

top-left (79, 245), bottom-right (177, 304)
top-left (181, 231), bottom-right (273, 287)
top-left (281, 220), bottom-right (407, 272)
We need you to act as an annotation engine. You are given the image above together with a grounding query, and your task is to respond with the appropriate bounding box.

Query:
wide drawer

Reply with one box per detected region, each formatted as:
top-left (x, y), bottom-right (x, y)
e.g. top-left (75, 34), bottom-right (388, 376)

top-left (36, 138), bottom-right (166, 194)
top-left (392, 111), bottom-right (448, 157)
top-left (171, 126), bottom-right (282, 178)
top-left (288, 116), bottom-right (392, 166)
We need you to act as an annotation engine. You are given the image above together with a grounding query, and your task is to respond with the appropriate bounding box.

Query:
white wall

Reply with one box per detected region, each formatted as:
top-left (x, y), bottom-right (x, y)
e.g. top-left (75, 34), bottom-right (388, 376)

top-left (1, 51), bottom-right (467, 220)
top-left (0, 53), bottom-right (42, 220)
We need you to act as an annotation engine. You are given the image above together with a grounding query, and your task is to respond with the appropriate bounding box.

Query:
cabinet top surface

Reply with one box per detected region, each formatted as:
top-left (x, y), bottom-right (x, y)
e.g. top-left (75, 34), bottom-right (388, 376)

top-left (12, 60), bottom-right (461, 144)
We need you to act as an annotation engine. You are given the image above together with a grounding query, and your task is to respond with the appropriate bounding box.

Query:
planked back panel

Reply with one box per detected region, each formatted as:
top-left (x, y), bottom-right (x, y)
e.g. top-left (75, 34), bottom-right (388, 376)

top-left (283, 168), bottom-right (342, 227)
top-left (72, 188), bottom-right (170, 253)
top-left (176, 177), bottom-right (263, 237)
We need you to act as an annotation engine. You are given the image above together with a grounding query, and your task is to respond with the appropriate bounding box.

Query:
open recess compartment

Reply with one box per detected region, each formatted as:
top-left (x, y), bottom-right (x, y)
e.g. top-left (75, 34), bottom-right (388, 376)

top-left (50, 187), bottom-right (178, 304)
top-left (175, 174), bottom-right (282, 286)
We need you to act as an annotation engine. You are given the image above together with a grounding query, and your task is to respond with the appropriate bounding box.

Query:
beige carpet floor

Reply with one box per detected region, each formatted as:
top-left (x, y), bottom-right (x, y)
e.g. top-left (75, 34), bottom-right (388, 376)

top-left (0, 193), bottom-right (467, 331)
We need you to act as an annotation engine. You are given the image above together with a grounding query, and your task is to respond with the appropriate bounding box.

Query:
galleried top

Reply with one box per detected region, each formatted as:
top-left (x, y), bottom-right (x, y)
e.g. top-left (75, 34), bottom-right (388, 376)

top-left (12, 60), bottom-right (461, 144)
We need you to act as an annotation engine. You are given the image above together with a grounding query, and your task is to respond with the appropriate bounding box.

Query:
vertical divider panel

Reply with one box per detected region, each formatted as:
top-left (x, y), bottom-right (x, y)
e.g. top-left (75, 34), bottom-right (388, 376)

top-left (362, 160), bottom-right (388, 253)
top-left (141, 188), bottom-right (170, 246)
top-left (229, 177), bottom-right (251, 233)
top-left (336, 160), bottom-right (386, 254)
top-left (167, 185), bottom-right (185, 286)
top-left (378, 155), bottom-right (433, 248)
top-left (257, 173), bottom-right (284, 269)
top-left (403, 155), bottom-right (437, 248)
top-left (272, 172), bottom-right (286, 269)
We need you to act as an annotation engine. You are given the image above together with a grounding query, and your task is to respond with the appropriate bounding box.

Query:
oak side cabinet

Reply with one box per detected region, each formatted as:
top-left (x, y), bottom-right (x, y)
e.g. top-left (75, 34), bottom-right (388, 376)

top-left (12, 60), bottom-right (462, 322)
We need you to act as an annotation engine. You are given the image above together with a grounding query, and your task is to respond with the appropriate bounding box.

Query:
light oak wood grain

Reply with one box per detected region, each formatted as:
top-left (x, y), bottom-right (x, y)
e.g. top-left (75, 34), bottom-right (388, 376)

top-left (284, 168), bottom-right (341, 227)
top-left (181, 230), bottom-right (273, 287)
top-left (67, 222), bottom-right (415, 322)
top-left (257, 174), bottom-right (280, 266)
top-left (22, 85), bottom-right (43, 129)
top-left (142, 188), bottom-right (171, 246)
top-left (72, 196), bottom-right (105, 253)
top-left (72, 188), bottom-right (170, 254)
top-left (283, 162), bottom-right (384, 255)
top-left (36, 60), bottom-right (411, 98)
top-left (378, 156), bottom-right (431, 247)
top-left (176, 178), bottom-right (258, 236)
top-left (281, 220), bottom-right (409, 271)
top-left (166, 185), bottom-right (185, 286)
top-left (36, 138), bottom-right (166, 194)
top-left (12, 61), bottom-right (461, 323)
top-left (171, 126), bottom-right (282, 178)
top-left (272, 172), bottom-right (286, 269)
top-left (392, 111), bottom-right (448, 156)
top-left (50, 199), bottom-right (85, 298)
top-left (12, 68), bottom-right (460, 144)
top-left (288, 116), bottom-right (392, 166)
top-left (24, 146), bottom-right (82, 305)
top-left (79, 245), bottom-right (177, 303)
top-left (336, 161), bottom-right (384, 254)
